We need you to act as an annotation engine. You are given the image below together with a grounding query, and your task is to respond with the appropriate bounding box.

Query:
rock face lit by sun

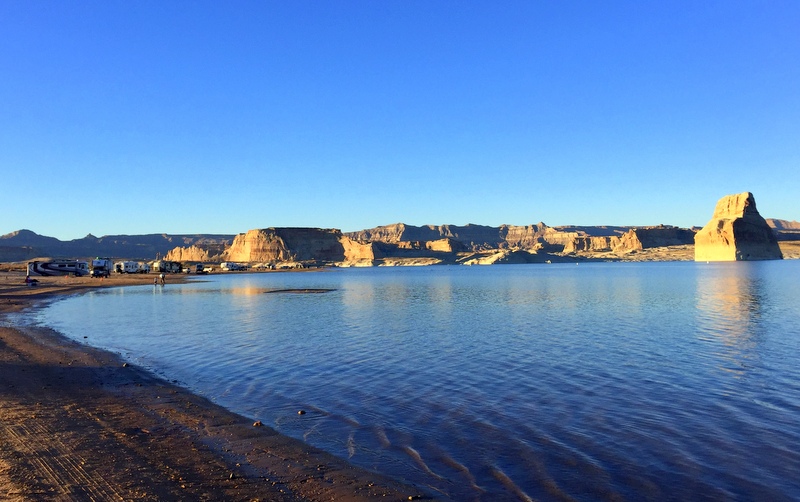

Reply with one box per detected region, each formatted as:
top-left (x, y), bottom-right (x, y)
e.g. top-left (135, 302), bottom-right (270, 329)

top-left (695, 192), bottom-right (783, 262)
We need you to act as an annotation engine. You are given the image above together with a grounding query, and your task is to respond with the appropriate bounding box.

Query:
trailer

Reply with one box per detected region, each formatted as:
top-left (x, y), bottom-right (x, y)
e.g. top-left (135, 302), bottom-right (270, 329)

top-left (114, 261), bottom-right (140, 274)
top-left (220, 262), bottom-right (246, 271)
top-left (151, 260), bottom-right (182, 274)
top-left (28, 260), bottom-right (89, 277)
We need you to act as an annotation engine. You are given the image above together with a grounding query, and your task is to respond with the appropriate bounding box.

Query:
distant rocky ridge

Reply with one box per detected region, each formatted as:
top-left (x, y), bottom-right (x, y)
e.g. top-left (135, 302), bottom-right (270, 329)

top-left (766, 218), bottom-right (800, 241)
top-left (171, 223), bottom-right (699, 267)
top-left (0, 230), bottom-right (234, 262)
top-left (344, 223), bottom-right (638, 251)
top-left (563, 226), bottom-right (697, 254)
top-left (2, 215), bottom-right (797, 266)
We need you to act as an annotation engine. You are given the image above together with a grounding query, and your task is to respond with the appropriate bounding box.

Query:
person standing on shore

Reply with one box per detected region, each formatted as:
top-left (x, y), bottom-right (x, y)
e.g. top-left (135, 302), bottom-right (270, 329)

top-left (160, 273), bottom-right (165, 285)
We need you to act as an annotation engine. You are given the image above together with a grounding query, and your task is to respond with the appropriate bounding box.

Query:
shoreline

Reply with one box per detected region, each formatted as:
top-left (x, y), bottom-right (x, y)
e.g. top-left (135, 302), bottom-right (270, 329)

top-left (0, 272), bottom-right (428, 501)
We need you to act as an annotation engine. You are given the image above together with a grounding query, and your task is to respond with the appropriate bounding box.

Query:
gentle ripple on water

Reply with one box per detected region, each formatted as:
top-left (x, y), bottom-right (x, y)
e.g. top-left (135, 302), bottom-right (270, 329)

top-left (32, 261), bottom-right (800, 501)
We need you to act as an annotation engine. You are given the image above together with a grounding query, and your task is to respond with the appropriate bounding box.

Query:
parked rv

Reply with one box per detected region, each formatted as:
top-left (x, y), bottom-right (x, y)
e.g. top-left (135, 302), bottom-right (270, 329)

top-left (138, 262), bottom-right (151, 274)
top-left (220, 262), bottom-right (246, 271)
top-left (114, 261), bottom-right (140, 274)
top-left (27, 260), bottom-right (89, 277)
top-left (90, 257), bottom-right (113, 278)
top-left (151, 260), bottom-right (182, 274)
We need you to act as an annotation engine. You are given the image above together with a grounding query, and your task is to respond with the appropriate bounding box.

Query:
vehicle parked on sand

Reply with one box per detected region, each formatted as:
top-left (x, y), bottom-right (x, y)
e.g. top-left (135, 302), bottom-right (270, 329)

top-left (90, 258), bottom-right (113, 278)
top-left (114, 261), bottom-right (140, 274)
top-left (27, 260), bottom-right (89, 277)
top-left (151, 260), bottom-right (183, 274)
top-left (220, 262), bottom-right (246, 271)
top-left (90, 268), bottom-right (109, 278)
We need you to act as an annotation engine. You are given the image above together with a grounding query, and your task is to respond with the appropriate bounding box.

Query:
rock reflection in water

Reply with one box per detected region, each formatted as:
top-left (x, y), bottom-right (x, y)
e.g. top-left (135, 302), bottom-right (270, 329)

top-left (695, 262), bottom-right (769, 376)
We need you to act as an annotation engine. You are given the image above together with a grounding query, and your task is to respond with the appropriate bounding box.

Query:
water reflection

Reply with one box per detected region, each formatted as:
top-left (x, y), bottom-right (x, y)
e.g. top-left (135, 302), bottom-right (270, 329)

top-left (33, 263), bottom-right (800, 501)
top-left (695, 263), bottom-right (768, 376)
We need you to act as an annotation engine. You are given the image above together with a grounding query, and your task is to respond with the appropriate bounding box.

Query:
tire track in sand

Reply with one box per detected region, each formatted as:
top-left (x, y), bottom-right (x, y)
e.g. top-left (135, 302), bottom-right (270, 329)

top-left (2, 413), bottom-right (125, 501)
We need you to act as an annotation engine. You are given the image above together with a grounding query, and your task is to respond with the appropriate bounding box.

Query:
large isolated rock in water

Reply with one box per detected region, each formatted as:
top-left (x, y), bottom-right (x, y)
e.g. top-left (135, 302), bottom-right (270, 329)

top-left (694, 192), bottom-right (783, 261)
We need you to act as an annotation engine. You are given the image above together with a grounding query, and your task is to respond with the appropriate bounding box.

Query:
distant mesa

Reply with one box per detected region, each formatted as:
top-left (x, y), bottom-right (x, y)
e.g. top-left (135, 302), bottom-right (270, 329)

top-left (3, 203), bottom-right (797, 265)
top-left (563, 225), bottom-right (695, 254)
top-left (694, 192), bottom-right (783, 261)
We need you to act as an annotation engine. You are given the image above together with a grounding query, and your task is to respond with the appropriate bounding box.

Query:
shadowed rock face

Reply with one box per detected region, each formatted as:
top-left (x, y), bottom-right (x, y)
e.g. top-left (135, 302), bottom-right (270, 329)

top-left (562, 226), bottom-right (695, 254)
top-left (694, 192), bottom-right (782, 261)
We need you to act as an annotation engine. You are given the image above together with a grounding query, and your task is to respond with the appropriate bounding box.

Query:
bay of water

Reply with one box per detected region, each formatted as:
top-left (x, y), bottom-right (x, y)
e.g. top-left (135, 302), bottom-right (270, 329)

top-left (33, 262), bottom-right (800, 500)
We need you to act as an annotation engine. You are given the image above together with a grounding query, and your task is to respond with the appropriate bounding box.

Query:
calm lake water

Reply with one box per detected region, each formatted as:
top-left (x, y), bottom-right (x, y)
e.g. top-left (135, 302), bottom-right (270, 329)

top-left (32, 262), bottom-right (800, 501)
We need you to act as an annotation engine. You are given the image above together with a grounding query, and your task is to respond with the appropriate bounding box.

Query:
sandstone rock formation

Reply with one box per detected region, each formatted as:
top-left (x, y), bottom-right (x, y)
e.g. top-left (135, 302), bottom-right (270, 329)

top-left (347, 223), bottom-right (512, 250)
top-left (137, 220), bottom-right (705, 266)
top-left (224, 228), bottom-right (349, 264)
top-left (767, 219), bottom-right (800, 241)
top-left (563, 235), bottom-right (621, 254)
top-left (563, 226), bottom-right (695, 254)
top-left (345, 222), bottom-right (627, 252)
top-left (165, 245), bottom-right (213, 263)
top-left (695, 192), bottom-right (782, 261)
top-left (627, 226), bottom-right (696, 249)
top-left (425, 238), bottom-right (465, 253)
top-left (766, 219), bottom-right (800, 231)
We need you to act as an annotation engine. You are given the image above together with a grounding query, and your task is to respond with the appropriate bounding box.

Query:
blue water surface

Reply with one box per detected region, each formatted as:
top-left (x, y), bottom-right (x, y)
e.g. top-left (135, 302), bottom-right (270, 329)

top-left (34, 261), bottom-right (800, 501)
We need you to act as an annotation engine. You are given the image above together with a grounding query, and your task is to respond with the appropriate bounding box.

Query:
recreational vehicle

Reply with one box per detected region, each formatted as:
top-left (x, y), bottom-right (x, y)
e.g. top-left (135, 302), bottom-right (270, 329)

top-left (220, 262), bottom-right (246, 271)
top-left (90, 257), bottom-right (113, 278)
top-left (114, 261), bottom-right (140, 274)
top-left (151, 260), bottom-right (182, 274)
top-left (27, 260), bottom-right (89, 277)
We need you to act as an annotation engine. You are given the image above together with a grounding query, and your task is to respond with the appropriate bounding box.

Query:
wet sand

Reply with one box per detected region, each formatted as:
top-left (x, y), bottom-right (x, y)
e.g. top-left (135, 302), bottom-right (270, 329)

top-left (0, 271), bottom-right (428, 501)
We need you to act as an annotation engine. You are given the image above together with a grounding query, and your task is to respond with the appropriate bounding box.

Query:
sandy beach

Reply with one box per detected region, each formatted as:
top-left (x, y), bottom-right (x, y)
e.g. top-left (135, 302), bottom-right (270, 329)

top-left (0, 271), bottom-right (427, 501)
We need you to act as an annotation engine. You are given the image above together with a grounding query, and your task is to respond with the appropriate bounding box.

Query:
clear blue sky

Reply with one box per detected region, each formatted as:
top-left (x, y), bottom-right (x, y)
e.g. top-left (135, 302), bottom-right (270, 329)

top-left (2, 1), bottom-right (798, 240)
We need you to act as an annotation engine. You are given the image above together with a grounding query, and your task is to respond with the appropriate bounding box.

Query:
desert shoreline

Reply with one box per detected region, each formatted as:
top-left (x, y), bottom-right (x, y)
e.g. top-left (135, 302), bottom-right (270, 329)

top-left (0, 271), bottom-right (428, 501)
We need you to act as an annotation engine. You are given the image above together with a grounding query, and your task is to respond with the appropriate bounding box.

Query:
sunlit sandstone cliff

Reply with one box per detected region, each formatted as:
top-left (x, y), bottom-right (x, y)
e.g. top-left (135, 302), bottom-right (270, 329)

top-left (165, 245), bottom-right (213, 262)
top-left (6, 212), bottom-right (798, 266)
top-left (171, 222), bottom-right (700, 266)
top-left (346, 223), bottom-right (594, 251)
top-left (694, 192), bottom-right (782, 261)
top-left (563, 235), bottom-right (621, 253)
top-left (224, 228), bottom-right (348, 263)
top-left (347, 223), bottom-right (521, 250)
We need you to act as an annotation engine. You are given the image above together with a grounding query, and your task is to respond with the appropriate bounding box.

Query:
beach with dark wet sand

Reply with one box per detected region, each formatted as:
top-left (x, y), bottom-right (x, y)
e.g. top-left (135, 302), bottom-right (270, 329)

top-left (0, 271), bottom-right (428, 501)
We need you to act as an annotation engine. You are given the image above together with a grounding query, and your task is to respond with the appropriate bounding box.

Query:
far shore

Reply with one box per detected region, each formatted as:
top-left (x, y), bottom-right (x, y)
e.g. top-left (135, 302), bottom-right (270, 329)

top-left (0, 271), bottom-right (429, 501)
